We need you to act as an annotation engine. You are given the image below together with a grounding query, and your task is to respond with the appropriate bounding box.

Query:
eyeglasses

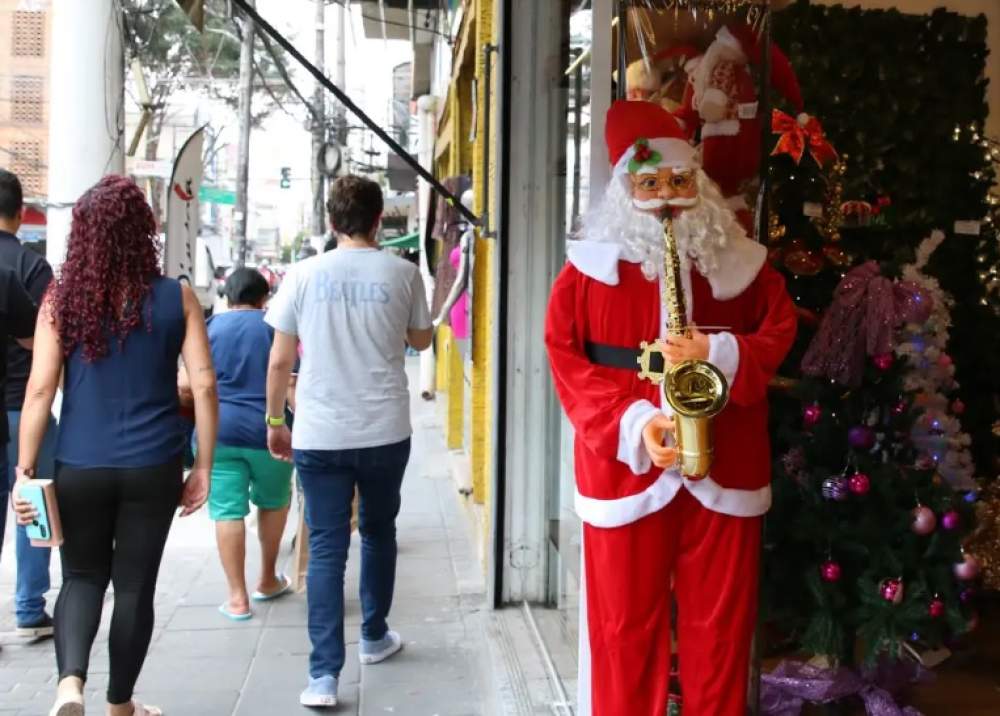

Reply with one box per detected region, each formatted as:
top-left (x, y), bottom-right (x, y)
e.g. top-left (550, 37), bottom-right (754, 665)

top-left (632, 170), bottom-right (697, 193)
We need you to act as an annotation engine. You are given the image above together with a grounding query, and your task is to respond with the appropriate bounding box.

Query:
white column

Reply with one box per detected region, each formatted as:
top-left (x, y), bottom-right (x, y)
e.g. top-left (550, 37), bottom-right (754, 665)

top-left (416, 94), bottom-right (438, 399)
top-left (495, 0), bottom-right (567, 604)
top-left (46, 0), bottom-right (124, 267)
top-left (589, 0), bottom-right (613, 204)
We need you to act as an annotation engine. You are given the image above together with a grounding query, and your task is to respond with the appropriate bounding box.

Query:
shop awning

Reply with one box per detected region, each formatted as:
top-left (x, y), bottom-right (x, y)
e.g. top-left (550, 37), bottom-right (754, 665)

top-left (380, 232), bottom-right (419, 250)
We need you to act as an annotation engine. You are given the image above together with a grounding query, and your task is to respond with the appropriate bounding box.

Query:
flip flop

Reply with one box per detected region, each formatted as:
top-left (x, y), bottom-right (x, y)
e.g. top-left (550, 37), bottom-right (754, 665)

top-left (131, 702), bottom-right (163, 716)
top-left (251, 573), bottom-right (293, 602)
top-left (218, 603), bottom-right (253, 621)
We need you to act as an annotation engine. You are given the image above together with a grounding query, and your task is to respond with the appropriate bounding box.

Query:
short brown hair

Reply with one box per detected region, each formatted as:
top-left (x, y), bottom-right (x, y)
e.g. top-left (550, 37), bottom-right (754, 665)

top-left (327, 175), bottom-right (383, 237)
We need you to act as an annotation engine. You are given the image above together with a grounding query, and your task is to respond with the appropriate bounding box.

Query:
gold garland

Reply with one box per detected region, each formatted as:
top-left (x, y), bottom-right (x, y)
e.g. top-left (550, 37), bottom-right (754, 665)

top-left (966, 479), bottom-right (1000, 591)
top-left (816, 156), bottom-right (847, 244)
top-left (768, 209), bottom-right (787, 244)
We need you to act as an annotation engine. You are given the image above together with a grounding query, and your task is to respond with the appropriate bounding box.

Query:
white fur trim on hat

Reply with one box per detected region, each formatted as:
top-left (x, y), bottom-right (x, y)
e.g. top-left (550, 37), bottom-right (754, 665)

top-left (714, 26), bottom-right (747, 59)
top-left (612, 137), bottom-right (699, 178)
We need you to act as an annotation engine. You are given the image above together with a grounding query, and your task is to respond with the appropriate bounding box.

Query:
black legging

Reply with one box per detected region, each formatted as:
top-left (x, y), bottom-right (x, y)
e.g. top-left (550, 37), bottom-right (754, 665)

top-left (54, 458), bottom-right (183, 704)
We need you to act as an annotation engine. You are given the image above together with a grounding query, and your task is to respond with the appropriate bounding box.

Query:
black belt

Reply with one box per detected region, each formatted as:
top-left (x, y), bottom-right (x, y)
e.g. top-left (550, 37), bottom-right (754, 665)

top-left (585, 341), bottom-right (664, 374)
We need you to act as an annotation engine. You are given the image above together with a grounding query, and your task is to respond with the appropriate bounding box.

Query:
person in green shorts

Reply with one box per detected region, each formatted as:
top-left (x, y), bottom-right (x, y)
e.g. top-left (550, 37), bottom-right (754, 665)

top-left (181, 268), bottom-right (294, 620)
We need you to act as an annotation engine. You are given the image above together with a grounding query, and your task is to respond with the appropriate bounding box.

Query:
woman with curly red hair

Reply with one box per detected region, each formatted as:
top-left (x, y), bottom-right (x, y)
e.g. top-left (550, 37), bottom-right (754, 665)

top-left (12, 175), bottom-right (219, 716)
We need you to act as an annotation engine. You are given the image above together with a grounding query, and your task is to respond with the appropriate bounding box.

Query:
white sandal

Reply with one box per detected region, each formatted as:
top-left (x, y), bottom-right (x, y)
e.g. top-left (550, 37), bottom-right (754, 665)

top-left (48, 694), bottom-right (84, 716)
top-left (131, 703), bottom-right (163, 716)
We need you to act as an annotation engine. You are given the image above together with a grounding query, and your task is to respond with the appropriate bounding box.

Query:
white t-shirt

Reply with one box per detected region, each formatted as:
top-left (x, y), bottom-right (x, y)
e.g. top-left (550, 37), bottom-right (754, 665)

top-left (265, 248), bottom-right (432, 450)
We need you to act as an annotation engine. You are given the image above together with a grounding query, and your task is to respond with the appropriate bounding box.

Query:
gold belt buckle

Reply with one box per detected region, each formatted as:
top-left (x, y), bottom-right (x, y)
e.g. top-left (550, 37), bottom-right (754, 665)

top-left (637, 340), bottom-right (669, 386)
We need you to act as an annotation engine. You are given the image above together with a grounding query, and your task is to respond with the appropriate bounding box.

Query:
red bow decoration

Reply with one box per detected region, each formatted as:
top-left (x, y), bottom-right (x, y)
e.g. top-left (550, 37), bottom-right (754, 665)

top-left (771, 110), bottom-right (838, 166)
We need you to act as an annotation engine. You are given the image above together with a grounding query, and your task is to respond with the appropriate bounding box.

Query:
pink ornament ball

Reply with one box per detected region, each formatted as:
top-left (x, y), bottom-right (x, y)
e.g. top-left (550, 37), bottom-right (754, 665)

top-left (803, 404), bottom-right (822, 428)
top-left (820, 561), bottom-right (842, 583)
top-left (910, 506), bottom-right (937, 535)
top-left (873, 353), bottom-right (894, 371)
top-left (892, 399), bottom-right (908, 416)
top-left (937, 354), bottom-right (952, 368)
top-left (879, 578), bottom-right (905, 605)
top-left (928, 598), bottom-right (945, 619)
top-left (951, 399), bottom-right (965, 415)
top-left (953, 553), bottom-right (980, 581)
top-left (941, 510), bottom-right (961, 531)
top-left (848, 472), bottom-right (871, 496)
top-left (848, 425), bottom-right (876, 451)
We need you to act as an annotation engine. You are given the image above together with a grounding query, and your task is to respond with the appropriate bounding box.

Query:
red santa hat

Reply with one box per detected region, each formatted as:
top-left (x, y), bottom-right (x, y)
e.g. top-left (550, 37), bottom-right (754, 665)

top-left (605, 100), bottom-right (697, 177)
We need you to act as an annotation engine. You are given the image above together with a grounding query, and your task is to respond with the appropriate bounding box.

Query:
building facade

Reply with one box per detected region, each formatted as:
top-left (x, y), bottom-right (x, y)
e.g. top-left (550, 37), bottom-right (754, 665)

top-left (0, 1), bottom-right (50, 200)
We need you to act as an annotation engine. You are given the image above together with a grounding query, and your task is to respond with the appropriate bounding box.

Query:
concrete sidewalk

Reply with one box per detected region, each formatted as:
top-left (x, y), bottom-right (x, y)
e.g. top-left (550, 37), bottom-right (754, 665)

top-left (0, 384), bottom-right (491, 715)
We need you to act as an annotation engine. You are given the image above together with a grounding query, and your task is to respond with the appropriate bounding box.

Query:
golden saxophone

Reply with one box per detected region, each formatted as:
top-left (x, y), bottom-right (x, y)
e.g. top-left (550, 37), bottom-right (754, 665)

top-left (637, 216), bottom-right (729, 479)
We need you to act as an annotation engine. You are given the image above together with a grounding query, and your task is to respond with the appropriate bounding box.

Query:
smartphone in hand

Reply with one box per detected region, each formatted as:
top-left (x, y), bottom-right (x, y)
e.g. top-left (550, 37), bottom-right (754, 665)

top-left (19, 479), bottom-right (63, 547)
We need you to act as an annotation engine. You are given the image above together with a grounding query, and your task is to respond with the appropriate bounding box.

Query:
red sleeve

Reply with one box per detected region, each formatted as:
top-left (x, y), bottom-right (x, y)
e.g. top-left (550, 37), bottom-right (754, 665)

top-left (730, 264), bottom-right (797, 407)
top-left (544, 264), bottom-right (648, 461)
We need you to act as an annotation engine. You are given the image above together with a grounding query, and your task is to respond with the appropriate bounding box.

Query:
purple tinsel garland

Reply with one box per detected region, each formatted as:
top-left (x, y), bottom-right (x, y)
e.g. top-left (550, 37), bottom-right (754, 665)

top-left (801, 261), bottom-right (933, 388)
top-left (760, 660), bottom-right (934, 716)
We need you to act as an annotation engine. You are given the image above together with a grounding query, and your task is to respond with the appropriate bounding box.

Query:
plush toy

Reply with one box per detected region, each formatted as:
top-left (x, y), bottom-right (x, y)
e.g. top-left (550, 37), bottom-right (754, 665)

top-left (675, 25), bottom-right (803, 231)
top-left (625, 45), bottom-right (701, 113)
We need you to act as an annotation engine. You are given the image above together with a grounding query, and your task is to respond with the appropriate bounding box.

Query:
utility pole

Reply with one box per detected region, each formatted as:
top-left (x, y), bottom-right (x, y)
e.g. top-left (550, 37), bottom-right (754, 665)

top-left (416, 95), bottom-right (437, 398)
top-left (234, 0), bottom-right (256, 267)
top-left (47, 0), bottom-right (124, 267)
top-left (310, 0), bottom-right (327, 241)
top-left (332, 2), bottom-right (347, 146)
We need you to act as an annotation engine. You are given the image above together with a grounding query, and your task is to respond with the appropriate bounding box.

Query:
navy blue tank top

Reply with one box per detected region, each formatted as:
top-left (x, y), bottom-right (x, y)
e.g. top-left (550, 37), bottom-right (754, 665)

top-left (56, 277), bottom-right (187, 468)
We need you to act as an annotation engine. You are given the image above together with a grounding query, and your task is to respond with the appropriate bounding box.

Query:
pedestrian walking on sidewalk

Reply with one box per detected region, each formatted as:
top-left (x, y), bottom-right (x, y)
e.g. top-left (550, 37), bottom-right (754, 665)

top-left (264, 175), bottom-right (433, 708)
top-left (11, 175), bottom-right (219, 716)
top-left (180, 267), bottom-right (294, 621)
top-left (0, 169), bottom-right (54, 642)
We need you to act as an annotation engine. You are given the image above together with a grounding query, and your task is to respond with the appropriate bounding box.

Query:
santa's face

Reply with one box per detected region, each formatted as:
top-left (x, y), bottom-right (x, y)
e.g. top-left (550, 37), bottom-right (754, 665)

top-left (628, 167), bottom-right (699, 214)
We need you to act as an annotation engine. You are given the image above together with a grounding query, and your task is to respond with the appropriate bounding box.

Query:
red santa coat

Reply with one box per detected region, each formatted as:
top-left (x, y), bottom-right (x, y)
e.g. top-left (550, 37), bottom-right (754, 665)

top-left (544, 237), bottom-right (797, 526)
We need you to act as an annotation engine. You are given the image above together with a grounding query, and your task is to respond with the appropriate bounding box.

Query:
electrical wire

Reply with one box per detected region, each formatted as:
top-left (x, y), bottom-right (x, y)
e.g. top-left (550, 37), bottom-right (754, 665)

top-left (326, 0), bottom-right (452, 42)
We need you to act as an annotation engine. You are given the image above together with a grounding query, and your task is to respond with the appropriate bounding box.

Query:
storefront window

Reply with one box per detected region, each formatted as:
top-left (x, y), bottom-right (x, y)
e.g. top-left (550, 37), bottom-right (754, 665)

top-left (545, 0), bottom-right (594, 674)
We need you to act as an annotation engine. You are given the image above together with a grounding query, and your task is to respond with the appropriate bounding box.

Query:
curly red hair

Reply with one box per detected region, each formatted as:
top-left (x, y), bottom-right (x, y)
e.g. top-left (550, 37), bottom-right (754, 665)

top-left (50, 175), bottom-right (162, 362)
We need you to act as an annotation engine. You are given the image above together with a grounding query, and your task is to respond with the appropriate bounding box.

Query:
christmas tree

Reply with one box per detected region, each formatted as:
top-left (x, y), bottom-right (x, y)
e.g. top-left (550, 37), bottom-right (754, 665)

top-left (758, 0), bottom-right (996, 676)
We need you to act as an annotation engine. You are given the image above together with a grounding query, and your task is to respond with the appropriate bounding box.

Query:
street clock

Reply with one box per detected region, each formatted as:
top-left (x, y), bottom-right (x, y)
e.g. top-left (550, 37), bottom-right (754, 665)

top-left (319, 142), bottom-right (342, 177)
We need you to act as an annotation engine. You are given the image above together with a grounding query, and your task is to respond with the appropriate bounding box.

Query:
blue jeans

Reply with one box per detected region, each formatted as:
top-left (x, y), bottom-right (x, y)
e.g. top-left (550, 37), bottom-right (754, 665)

top-left (295, 438), bottom-right (411, 679)
top-left (0, 411), bottom-right (58, 625)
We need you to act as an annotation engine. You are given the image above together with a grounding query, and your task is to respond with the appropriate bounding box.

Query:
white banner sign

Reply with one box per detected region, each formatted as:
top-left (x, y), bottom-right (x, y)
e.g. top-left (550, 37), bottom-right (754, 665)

top-left (165, 127), bottom-right (206, 294)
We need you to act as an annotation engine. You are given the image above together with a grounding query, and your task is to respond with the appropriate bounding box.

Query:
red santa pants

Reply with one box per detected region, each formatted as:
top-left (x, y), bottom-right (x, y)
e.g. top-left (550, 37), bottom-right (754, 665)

top-left (581, 488), bottom-right (762, 716)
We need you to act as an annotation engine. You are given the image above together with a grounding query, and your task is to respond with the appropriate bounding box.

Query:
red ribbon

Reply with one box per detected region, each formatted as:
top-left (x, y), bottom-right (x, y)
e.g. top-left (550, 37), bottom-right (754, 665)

top-left (771, 110), bottom-right (838, 166)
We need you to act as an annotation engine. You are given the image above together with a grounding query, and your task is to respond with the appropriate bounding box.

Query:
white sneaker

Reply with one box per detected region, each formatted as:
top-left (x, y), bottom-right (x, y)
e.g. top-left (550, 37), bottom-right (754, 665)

top-left (358, 629), bottom-right (403, 665)
top-left (299, 675), bottom-right (338, 707)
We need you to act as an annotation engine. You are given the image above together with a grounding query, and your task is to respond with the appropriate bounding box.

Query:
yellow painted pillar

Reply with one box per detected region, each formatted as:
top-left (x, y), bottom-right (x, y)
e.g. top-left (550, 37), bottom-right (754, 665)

top-left (469, 0), bottom-right (495, 507)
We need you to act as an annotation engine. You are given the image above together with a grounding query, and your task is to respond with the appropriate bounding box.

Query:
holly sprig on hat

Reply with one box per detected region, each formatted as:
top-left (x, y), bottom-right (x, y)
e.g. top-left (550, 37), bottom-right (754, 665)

top-left (628, 139), bottom-right (662, 173)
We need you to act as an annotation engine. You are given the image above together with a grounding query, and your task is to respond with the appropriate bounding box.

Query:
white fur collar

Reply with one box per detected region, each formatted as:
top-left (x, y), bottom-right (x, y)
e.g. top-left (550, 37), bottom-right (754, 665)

top-left (566, 236), bottom-right (766, 300)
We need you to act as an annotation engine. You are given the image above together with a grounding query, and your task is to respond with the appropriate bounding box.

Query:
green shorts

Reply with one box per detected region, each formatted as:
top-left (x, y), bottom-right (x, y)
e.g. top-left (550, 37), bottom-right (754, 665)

top-left (206, 444), bottom-right (294, 521)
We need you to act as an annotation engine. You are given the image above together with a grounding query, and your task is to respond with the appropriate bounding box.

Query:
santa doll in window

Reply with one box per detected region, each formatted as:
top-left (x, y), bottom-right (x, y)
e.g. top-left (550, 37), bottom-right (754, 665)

top-left (674, 24), bottom-right (803, 232)
top-left (544, 100), bottom-right (797, 716)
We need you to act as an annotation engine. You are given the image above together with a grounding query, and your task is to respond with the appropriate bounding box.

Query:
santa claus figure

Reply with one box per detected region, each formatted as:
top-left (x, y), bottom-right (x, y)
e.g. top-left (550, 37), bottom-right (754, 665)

top-left (544, 100), bottom-right (797, 715)
top-left (675, 25), bottom-right (803, 230)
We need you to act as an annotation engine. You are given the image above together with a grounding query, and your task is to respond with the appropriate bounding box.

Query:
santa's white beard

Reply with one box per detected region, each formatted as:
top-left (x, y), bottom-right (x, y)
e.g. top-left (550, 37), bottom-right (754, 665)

top-left (578, 171), bottom-right (747, 281)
